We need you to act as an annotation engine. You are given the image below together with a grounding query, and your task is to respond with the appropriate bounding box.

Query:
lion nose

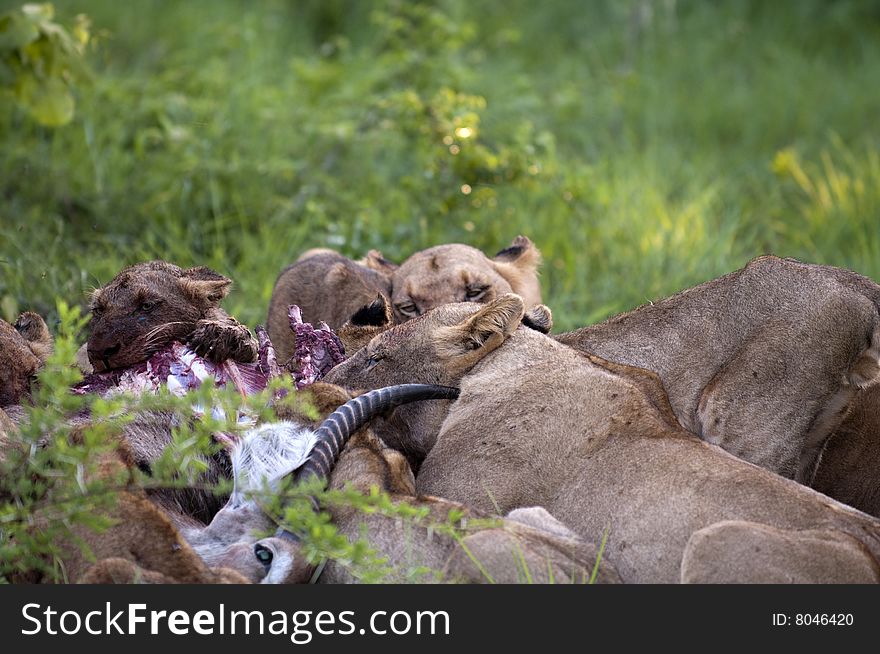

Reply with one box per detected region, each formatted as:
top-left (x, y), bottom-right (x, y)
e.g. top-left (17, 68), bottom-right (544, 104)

top-left (102, 344), bottom-right (121, 359)
top-left (88, 343), bottom-right (121, 368)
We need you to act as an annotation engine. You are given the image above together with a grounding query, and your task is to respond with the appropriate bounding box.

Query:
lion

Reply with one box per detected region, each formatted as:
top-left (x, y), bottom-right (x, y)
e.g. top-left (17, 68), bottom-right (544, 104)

top-left (267, 236), bottom-right (542, 362)
top-left (86, 260), bottom-right (257, 372)
top-left (680, 520), bottom-right (880, 583)
top-left (337, 292), bottom-right (553, 357)
top-left (324, 295), bottom-right (880, 583)
top-left (0, 312), bottom-right (52, 408)
top-left (554, 255), bottom-right (880, 483)
top-left (1, 311), bottom-right (53, 465)
top-left (322, 423), bottom-right (619, 584)
top-left (334, 295), bottom-right (554, 469)
top-left (75, 261), bottom-right (265, 521)
top-left (326, 256), bottom-right (880, 516)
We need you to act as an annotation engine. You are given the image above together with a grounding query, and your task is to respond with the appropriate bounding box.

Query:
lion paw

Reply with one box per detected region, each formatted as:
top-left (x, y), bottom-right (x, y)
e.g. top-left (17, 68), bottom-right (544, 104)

top-left (187, 320), bottom-right (258, 364)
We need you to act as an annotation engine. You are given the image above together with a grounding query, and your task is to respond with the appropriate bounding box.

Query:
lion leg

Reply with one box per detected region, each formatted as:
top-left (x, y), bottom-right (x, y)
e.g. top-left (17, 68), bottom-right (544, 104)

top-left (681, 520), bottom-right (880, 583)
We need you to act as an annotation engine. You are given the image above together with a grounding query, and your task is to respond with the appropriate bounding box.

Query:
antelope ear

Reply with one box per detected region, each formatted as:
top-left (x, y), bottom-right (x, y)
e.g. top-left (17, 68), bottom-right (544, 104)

top-left (492, 236), bottom-right (542, 307)
top-left (522, 304), bottom-right (552, 334)
top-left (338, 294), bottom-right (393, 353)
top-left (361, 249), bottom-right (398, 275)
top-left (178, 267), bottom-right (232, 306)
top-left (14, 311), bottom-right (53, 364)
top-left (437, 294), bottom-right (525, 363)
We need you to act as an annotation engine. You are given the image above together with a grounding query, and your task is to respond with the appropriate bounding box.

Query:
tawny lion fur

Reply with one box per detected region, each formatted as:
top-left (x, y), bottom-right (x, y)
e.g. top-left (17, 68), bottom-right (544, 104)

top-left (267, 236), bottom-right (542, 362)
top-left (325, 295), bottom-right (880, 583)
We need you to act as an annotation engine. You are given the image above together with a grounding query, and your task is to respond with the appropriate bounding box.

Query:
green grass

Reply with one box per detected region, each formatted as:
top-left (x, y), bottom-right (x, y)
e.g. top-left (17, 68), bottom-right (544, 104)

top-left (2, 0), bottom-right (880, 333)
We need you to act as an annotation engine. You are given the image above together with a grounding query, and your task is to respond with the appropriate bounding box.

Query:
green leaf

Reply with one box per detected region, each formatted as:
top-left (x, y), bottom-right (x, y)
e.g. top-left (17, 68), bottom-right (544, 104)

top-left (0, 13), bottom-right (40, 51)
top-left (17, 73), bottom-right (74, 126)
top-left (0, 294), bottom-right (19, 323)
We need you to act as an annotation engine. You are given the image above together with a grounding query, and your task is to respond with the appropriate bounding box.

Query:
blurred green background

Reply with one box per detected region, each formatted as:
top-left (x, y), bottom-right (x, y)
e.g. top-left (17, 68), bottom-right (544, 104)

top-left (2, 0), bottom-right (879, 333)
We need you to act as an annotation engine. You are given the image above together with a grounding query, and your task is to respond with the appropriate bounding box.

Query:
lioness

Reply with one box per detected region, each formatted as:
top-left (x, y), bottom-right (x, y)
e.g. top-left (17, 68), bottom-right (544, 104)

top-left (0, 310), bottom-right (245, 583)
top-left (267, 236), bottom-right (542, 362)
top-left (328, 256), bottom-right (880, 515)
top-left (86, 261), bottom-right (258, 372)
top-left (324, 296), bottom-right (880, 583)
top-left (324, 424), bottom-right (619, 584)
top-left (334, 295), bottom-right (554, 468)
top-left (555, 255), bottom-right (880, 483)
top-left (337, 293), bottom-right (554, 357)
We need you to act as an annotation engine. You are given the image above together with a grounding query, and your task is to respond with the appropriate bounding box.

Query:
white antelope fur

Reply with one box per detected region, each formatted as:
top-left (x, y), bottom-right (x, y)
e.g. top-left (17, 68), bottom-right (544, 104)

top-left (229, 422), bottom-right (319, 508)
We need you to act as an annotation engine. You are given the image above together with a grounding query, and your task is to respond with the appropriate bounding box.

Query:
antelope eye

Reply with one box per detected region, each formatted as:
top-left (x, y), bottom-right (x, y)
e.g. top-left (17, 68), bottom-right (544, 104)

top-left (254, 543), bottom-right (274, 567)
top-left (395, 302), bottom-right (418, 317)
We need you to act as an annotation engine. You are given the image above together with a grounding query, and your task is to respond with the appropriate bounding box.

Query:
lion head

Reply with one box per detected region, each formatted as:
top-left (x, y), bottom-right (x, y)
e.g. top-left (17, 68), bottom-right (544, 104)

top-left (87, 261), bottom-right (234, 371)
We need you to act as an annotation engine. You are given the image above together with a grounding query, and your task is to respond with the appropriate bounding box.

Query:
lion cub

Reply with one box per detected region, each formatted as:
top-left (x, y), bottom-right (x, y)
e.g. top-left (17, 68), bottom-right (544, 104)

top-left (86, 261), bottom-right (257, 372)
top-left (0, 312), bottom-right (52, 408)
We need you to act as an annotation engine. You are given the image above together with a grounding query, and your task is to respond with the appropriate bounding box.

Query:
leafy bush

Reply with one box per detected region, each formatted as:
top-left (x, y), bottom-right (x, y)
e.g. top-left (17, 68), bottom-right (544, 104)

top-left (0, 3), bottom-right (90, 126)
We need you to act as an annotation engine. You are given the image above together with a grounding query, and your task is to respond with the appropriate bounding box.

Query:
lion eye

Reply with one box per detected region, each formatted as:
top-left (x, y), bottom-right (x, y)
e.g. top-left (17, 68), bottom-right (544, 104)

top-left (364, 353), bottom-right (385, 372)
top-left (395, 302), bottom-right (418, 317)
top-left (465, 286), bottom-right (488, 301)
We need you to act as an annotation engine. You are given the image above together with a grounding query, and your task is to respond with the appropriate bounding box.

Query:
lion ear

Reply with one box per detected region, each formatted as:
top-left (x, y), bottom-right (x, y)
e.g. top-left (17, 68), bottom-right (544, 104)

top-left (349, 293), bottom-right (393, 328)
top-left (361, 250), bottom-right (398, 275)
top-left (436, 294), bottom-right (524, 367)
top-left (338, 294), bottom-right (393, 353)
top-left (14, 311), bottom-right (53, 364)
top-left (88, 288), bottom-right (102, 310)
top-left (178, 266), bottom-right (232, 305)
top-left (522, 304), bottom-right (552, 334)
top-left (492, 236), bottom-right (542, 308)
